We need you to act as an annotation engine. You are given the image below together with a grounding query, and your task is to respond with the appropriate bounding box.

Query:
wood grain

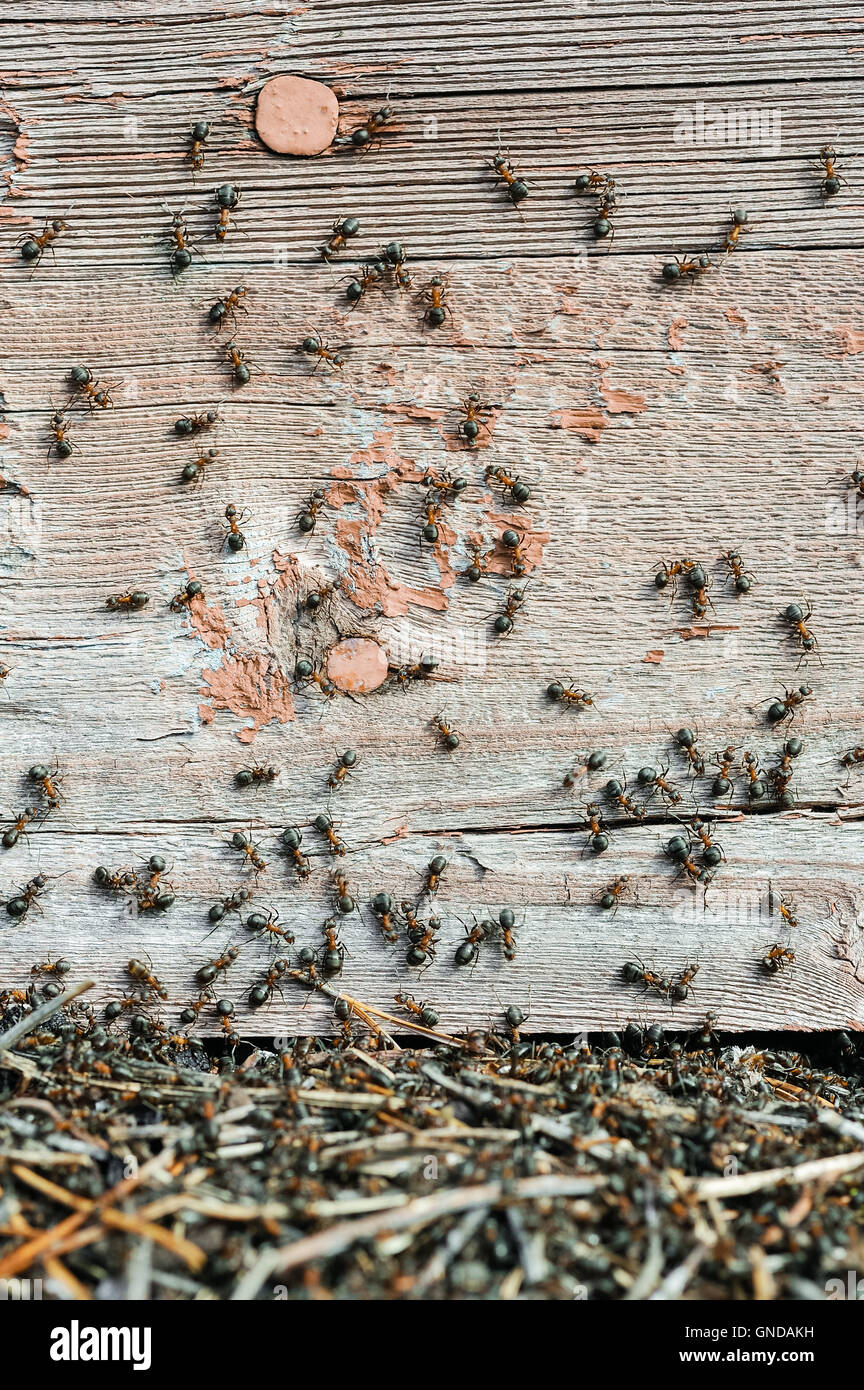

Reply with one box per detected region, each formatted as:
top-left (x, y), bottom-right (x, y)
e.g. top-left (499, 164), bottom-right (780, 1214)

top-left (2, 1), bottom-right (864, 1034)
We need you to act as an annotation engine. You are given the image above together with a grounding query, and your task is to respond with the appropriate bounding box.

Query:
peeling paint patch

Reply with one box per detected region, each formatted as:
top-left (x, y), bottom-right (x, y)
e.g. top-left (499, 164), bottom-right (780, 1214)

top-left (599, 382), bottom-right (646, 415)
top-left (550, 409), bottom-right (606, 441)
top-left (668, 318), bottom-right (687, 351)
top-left (834, 325), bottom-right (864, 355)
top-left (0, 100), bottom-right (30, 198)
top-left (643, 649), bottom-right (665, 664)
top-left (725, 307), bottom-right (748, 332)
top-left (199, 652), bottom-right (294, 742)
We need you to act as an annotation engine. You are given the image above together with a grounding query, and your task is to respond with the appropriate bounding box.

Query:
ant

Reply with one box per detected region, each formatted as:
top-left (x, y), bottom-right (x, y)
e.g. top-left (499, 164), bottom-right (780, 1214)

top-left (489, 149), bottom-right (529, 206)
top-left (320, 216), bottom-right (360, 261)
top-left (127, 956), bottom-right (168, 1000)
top-left (134, 854), bottom-right (175, 914)
top-left (174, 408), bottom-right (221, 437)
top-left (327, 749), bottom-right (358, 791)
top-left (546, 681), bottom-right (594, 710)
top-left (415, 274), bottom-right (451, 328)
top-left (464, 542), bottom-right (493, 583)
top-left (209, 285), bottom-right (249, 332)
top-left (455, 918), bottom-right (489, 967)
top-left (165, 208), bottom-right (194, 275)
top-left (229, 829), bottom-right (267, 873)
top-left (562, 748), bottom-right (607, 789)
top-left (223, 504), bottom-right (249, 552)
top-left (234, 763), bottom-right (279, 789)
top-left (2, 805), bottom-right (40, 850)
top-left (197, 945), bottom-right (241, 986)
top-left (222, 341), bottom-right (252, 387)
top-left (661, 254), bottom-right (711, 283)
top-left (281, 826), bottom-right (311, 879)
top-left (29, 760), bottom-right (63, 807)
top-left (664, 834), bottom-right (713, 888)
top-left (840, 746), bottom-right (864, 783)
top-left (765, 684), bottom-right (812, 725)
top-left (604, 776), bottom-right (646, 821)
top-left (187, 119), bottom-right (211, 173)
top-left (94, 864), bottom-right (137, 895)
top-left (500, 527), bottom-right (529, 577)
top-left (320, 919), bottom-right (348, 976)
top-left (818, 145), bottom-right (847, 198)
top-left (636, 763), bottom-right (682, 806)
top-left (294, 659), bottom-right (337, 699)
top-left (169, 578), bottom-right (203, 613)
top-left (335, 104), bottom-right (393, 152)
top-left (422, 854), bottom-right (447, 898)
top-left (297, 487), bottom-right (327, 534)
top-left (106, 589), bottom-right (150, 613)
top-left (378, 240), bottom-right (410, 291)
top-left (598, 875), bottom-right (630, 914)
top-left (4, 872), bottom-right (50, 920)
top-left (670, 961), bottom-right (700, 1003)
top-left (420, 497), bottom-right (443, 545)
top-left (681, 560), bottom-right (713, 618)
top-left (214, 183), bottom-right (241, 242)
top-left (422, 468), bottom-right (468, 504)
top-left (249, 958), bottom-right (289, 1009)
top-left (394, 992), bottom-right (439, 1029)
top-left (770, 737), bottom-right (803, 805)
top-left (371, 891), bottom-right (399, 944)
top-left (783, 601), bottom-right (820, 663)
top-left (769, 880), bottom-right (799, 931)
top-left (345, 259), bottom-right (387, 307)
top-left (722, 548), bottom-right (753, 595)
top-left (47, 410), bottom-right (77, 462)
top-left (722, 208), bottom-right (748, 257)
top-left (181, 448), bottom-right (218, 486)
top-left (742, 752), bottom-right (768, 802)
top-left (387, 655), bottom-right (438, 689)
top-left (245, 907), bottom-right (294, 951)
top-left (433, 712), bottom-right (461, 752)
top-left (688, 816), bottom-right (725, 868)
top-left (313, 812), bottom-right (346, 856)
top-left (32, 957), bottom-right (71, 981)
top-left (303, 577), bottom-right (341, 616)
top-left (654, 558), bottom-right (685, 599)
top-left (493, 583), bottom-right (529, 637)
top-left (496, 907), bottom-right (518, 961)
top-left (762, 943), bottom-right (795, 975)
top-left (68, 366), bottom-right (115, 412)
top-left (17, 216), bottom-right (69, 268)
top-left (208, 886), bottom-right (252, 924)
top-left (584, 802), bottom-right (610, 854)
top-left (485, 464), bottom-right (531, 506)
top-left (672, 726), bottom-right (705, 778)
top-left (402, 906), bottom-right (440, 967)
top-left (332, 873), bottom-right (356, 915)
top-left (299, 333), bottom-right (344, 372)
top-left (458, 393), bottom-right (492, 445)
top-left (621, 958), bottom-right (671, 1001)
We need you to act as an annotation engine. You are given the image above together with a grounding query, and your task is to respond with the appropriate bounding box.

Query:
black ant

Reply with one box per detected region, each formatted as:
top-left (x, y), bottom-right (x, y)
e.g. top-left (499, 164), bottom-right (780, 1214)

top-left (688, 815), bottom-right (725, 869)
top-left (174, 408), bottom-right (221, 437)
top-left (229, 829), bottom-right (267, 873)
top-left (770, 737), bottom-right (803, 806)
top-left (294, 659), bottom-right (337, 699)
top-left (320, 216), bottom-right (360, 261)
top-left (636, 763), bottom-right (682, 806)
top-left (818, 145), bottom-right (847, 198)
top-left (489, 149), bottom-right (529, 206)
top-left (769, 880), bottom-right (799, 931)
top-left (598, 875), bottom-right (630, 914)
top-left (621, 958), bottom-right (671, 1001)
top-left (245, 907), bottom-right (294, 951)
top-left (664, 834), bottom-right (713, 888)
top-left (68, 366), bottom-right (116, 412)
top-left (313, 812), bottom-right (346, 856)
top-left (105, 589), bottom-right (150, 613)
top-left (493, 583), bottom-right (528, 637)
top-left (402, 906), bottom-right (440, 967)
top-left (281, 826), bottom-right (311, 879)
top-left (783, 601), bottom-right (820, 663)
top-left (297, 487), bottom-right (327, 534)
top-left (345, 259), bottom-right (387, 307)
top-left (604, 775), bottom-right (646, 821)
top-left (546, 680), bottom-right (594, 710)
top-left (458, 393), bottom-right (492, 445)
top-left (299, 333), bottom-right (344, 372)
top-left (584, 802), bottom-right (610, 854)
top-left (395, 992), bottom-right (439, 1029)
top-left (165, 207), bottom-right (194, 274)
top-left (335, 104), bottom-right (393, 152)
top-left (327, 749), bottom-right (358, 790)
top-left (222, 341), bottom-right (252, 387)
top-left (234, 763), bottom-right (279, 789)
top-left (214, 184), bottom-right (241, 242)
top-left (500, 527), bottom-right (530, 577)
top-left (722, 208), bottom-right (748, 257)
top-left (188, 120), bottom-right (211, 173)
top-left (455, 918), bottom-right (489, 967)
top-left (223, 504), bottom-right (249, 552)
top-left (722, 548), bottom-right (753, 594)
top-left (28, 762), bottom-right (63, 809)
top-left (710, 745), bottom-right (736, 798)
top-left (742, 752), bottom-right (768, 802)
top-left (127, 956), bottom-right (168, 1000)
top-left (485, 464), bottom-right (531, 505)
top-left (415, 274), bottom-right (451, 328)
top-left (422, 468), bottom-right (468, 504)
top-left (387, 656), bottom-right (438, 689)
top-left (320, 919), bottom-right (348, 976)
top-left (17, 216), bottom-right (69, 268)
top-left (2, 805), bottom-right (40, 850)
top-left (762, 943), bottom-right (795, 975)
top-left (464, 542), bottom-right (493, 582)
top-left (669, 961), bottom-right (700, 1003)
top-left (249, 958), bottom-right (289, 1008)
top-left (208, 285), bottom-right (249, 332)
top-left (422, 854), bottom-right (447, 898)
top-left (169, 579), bottom-right (203, 613)
top-left (332, 873), bottom-right (356, 915)
top-left (433, 712), bottom-right (461, 752)
top-left (47, 410), bottom-right (77, 462)
top-left (661, 254), bottom-right (711, 283)
top-left (4, 872), bottom-right (50, 920)
top-left (672, 726), bottom-right (705, 777)
top-left (765, 684), bottom-right (812, 725)
top-left (181, 447), bottom-right (218, 486)
top-left (496, 907), bottom-right (518, 961)
top-left (208, 886), bottom-right (252, 924)
top-left (840, 746), bottom-right (864, 783)
top-left (420, 498), bottom-right (443, 545)
top-left (371, 891), bottom-right (398, 944)
top-left (197, 945), bottom-right (241, 986)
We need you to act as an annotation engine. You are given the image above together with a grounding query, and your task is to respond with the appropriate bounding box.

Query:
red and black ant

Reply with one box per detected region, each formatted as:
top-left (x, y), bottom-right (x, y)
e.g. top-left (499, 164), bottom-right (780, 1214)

top-left (234, 763), bottom-right (279, 790)
top-left (319, 216), bottom-right (360, 262)
top-left (188, 120), bottom-right (211, 174)
top-left (493, 583), bottom-right (529, 637)
top-left (47, 409), bottom-right (77, 463)
top-left (17, 216), bottom-right (69, 268)
top-left (281, 826), bottom-right (311, 880)
top-left (415, 274), bottom-right (452, 328)
top-left (818, 145), bottom-right (848, 199)
top-left (485, 464), bottom-right (531, 506)
top-left (489, 149), bottom-right (529, 207)
top-left (765, 684), bottom-right (812, 725)
top-left (371, 891), bottom-right (399, 944)
top-left (248, 958), bottom-right (289, 1009)
top-left (164, 207), bottom-right (195, 275)
top-left (214, 184), bottom-right (241, 242)
top-left (722, 548), bottom-right (753, 595)
top-left (458, 392), bottom-right (492, 445)
top-left (229, 829), bottom-right (267, 874)
top-left (127, 955), bottom-right (168, 1000)
top-left (299, 333), bottom-right (344, 372)
top-left (762, 943), bottom-right (795, 975)
top-left (334, 105), bottom-right (393, 153)
top-left (223, 503), bottom-right (249, 553)
top-left (782, 601), bottom-right (820, 664)
top-left (208, 285), bottom-right (249, 332)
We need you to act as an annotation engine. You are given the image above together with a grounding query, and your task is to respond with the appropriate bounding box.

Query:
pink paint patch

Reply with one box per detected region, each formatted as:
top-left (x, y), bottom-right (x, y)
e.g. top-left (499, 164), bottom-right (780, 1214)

top-left (551, 409), bottom-right (606, 441)
top-left (667, 318), bottom-right (687, 350)
top-left (725, 307), bottom-right (748, 332)
top-left (188, 596), bottom-right (232, 650)
top-left (255, 75), bottom-right (338, 155)
top-left (200, 653), bottom-right (294, 742)
top-left (327, 637), bottom-right (389, 693)
top-left (599, 382), bottom-right (646, 415)
top-left (643, 649), bottom-right (665, 664)
top-left (834, 325), bottom-right (864, 355)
